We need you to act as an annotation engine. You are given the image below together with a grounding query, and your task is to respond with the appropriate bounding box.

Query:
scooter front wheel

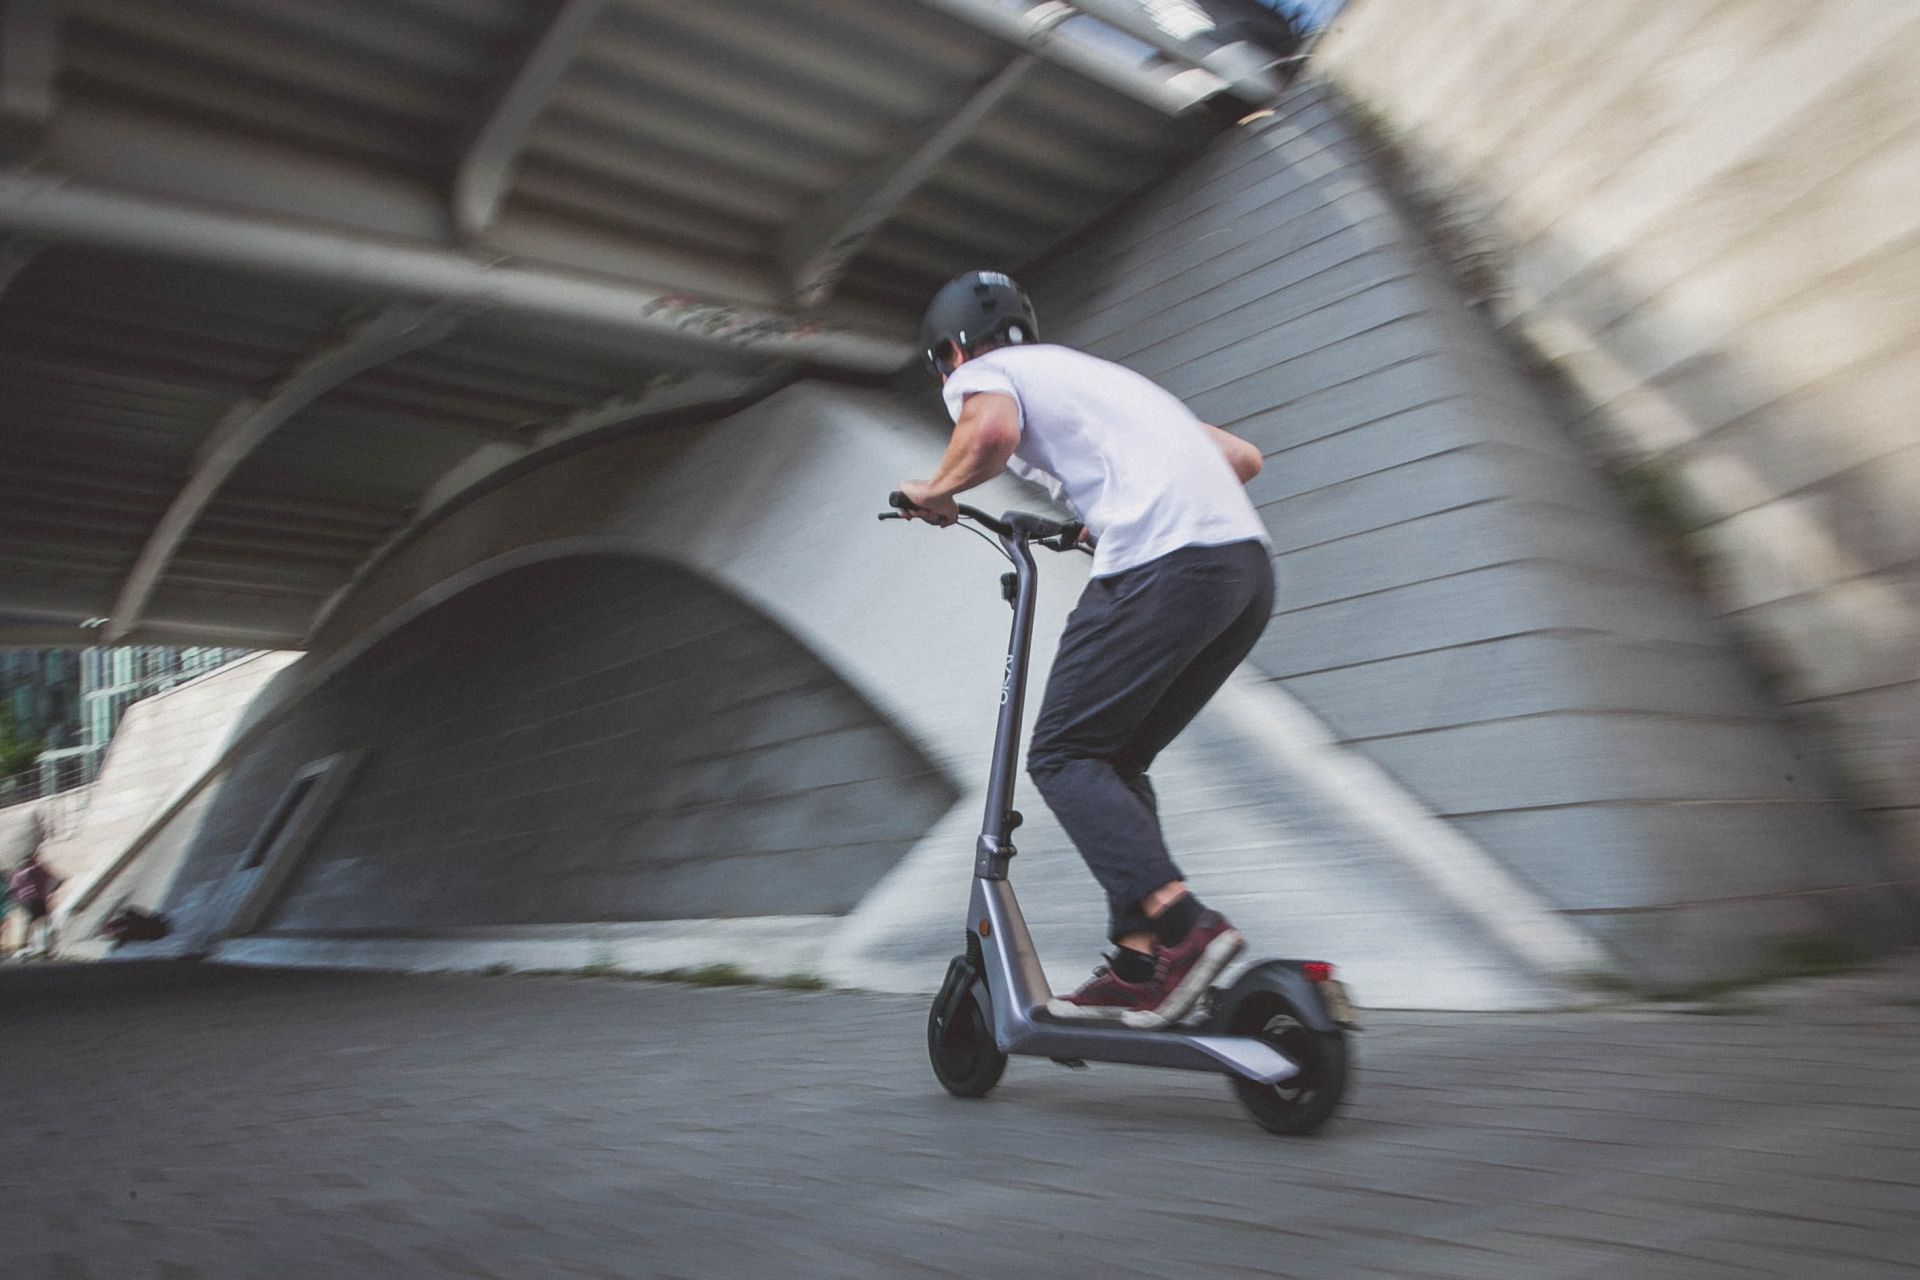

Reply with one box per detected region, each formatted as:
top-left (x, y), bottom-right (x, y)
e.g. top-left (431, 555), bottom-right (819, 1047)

top-left (927, 984), bottom-right (1006, 1098)
top-left (1220, 988), bottom-right (1349, 1135)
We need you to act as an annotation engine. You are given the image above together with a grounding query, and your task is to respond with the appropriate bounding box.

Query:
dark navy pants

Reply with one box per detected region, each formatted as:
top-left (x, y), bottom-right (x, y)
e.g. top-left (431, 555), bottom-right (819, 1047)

top-left (1026, 539), bottom-right (1275, 942)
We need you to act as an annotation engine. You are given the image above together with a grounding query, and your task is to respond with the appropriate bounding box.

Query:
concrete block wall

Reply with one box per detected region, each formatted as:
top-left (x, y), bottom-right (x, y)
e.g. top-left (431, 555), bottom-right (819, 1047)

top-left (1030, 79), bottom-right (1910, 975)
top-left (1317, 0), bottom-right (1920, 890)
top-left (154, 555), bottom-right (954, 937)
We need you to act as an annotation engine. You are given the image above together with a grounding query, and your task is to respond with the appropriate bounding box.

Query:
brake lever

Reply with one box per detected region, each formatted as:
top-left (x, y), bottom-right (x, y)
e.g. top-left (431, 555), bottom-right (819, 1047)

top-left (1039, 523), bottom-right (1091, 553)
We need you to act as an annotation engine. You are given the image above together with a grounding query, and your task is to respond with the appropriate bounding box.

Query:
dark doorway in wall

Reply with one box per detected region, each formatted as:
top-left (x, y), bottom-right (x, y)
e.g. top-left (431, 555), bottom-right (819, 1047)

top-left (241, 773), bottom-right (317, 871)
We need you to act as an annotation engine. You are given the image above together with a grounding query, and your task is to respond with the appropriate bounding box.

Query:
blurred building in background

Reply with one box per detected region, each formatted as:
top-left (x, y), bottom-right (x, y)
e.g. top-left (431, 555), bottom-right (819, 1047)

top-left (78, 646), bottom-right (252, 764)
top-left (0, 647), bottom-right (250, 801)
top-left (0, 649), bottom-right (81, 753)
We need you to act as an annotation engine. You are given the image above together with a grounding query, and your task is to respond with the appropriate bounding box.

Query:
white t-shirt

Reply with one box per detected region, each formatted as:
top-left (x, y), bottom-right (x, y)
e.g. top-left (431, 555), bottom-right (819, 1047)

top-left (942, 344), bottom-right (1270, 578)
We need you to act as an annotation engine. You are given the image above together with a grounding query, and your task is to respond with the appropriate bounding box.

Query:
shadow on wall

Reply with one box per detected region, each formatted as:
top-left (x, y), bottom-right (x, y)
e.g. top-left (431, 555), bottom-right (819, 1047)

top-left (144, 552), bottom-right (958, 945)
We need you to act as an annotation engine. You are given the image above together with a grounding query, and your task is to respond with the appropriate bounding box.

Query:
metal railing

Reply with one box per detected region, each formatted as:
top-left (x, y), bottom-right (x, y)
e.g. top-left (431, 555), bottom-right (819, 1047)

top-left (0, 747), bottom-right (102, 811)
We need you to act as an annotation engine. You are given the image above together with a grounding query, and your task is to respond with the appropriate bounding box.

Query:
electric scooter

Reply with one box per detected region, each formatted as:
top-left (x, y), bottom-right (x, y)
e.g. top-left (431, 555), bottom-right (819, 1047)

top-left (882, 492), bottom-right (1356, 1135)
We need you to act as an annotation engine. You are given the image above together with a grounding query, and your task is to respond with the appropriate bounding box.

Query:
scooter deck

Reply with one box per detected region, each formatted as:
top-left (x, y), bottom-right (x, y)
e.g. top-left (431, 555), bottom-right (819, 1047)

top-left (1009, 1006), bottom-right (1298, 1085)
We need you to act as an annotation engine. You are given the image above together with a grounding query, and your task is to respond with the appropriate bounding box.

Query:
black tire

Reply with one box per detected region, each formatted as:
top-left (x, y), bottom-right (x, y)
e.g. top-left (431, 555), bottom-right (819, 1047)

top-left (927, 986), bottom-right (1006, 1098)
top-left (1222, 989), bottom-right (1349, 1135)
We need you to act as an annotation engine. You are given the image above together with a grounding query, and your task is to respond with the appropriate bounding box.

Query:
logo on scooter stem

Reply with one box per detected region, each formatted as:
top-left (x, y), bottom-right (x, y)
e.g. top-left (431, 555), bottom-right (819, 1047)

top-left (1000, 654), bottom-right (1014, 706)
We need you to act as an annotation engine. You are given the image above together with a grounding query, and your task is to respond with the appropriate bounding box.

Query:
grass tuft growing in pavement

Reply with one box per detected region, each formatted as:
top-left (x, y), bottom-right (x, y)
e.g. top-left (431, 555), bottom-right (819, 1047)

top-left (654, 963), bottom-right (757, 987)
top-left (768, 972), bottom-right (830, 991)
top-left (656, 966), bottom-right (831, 991)
top-left (1578, 933), bottom-right (1874, 1008)
top-left (488, 960), bottom-right (833, 992)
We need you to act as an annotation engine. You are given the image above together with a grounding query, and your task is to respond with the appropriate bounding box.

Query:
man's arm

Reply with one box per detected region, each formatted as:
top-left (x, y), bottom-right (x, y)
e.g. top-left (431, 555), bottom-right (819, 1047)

top-left (899, 392), bottom-right (1022, 525)
top-left (1204, 423), bottom-right (1263, 484)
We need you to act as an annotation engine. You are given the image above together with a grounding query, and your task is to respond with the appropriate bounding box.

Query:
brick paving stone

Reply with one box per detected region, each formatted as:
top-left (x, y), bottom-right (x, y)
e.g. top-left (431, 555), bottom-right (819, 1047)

top-left (0, 959), bottom-right (1917, 1279)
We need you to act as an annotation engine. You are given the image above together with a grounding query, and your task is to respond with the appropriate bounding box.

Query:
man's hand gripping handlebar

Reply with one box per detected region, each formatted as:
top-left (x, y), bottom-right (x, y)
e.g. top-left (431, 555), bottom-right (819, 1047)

top-left (880, 491), bottom-right (1091, 553)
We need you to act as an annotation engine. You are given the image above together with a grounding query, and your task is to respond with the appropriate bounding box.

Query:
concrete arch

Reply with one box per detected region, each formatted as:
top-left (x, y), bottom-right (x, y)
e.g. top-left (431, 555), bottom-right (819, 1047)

top-left (176, 380), bottom-right (1598, 1007)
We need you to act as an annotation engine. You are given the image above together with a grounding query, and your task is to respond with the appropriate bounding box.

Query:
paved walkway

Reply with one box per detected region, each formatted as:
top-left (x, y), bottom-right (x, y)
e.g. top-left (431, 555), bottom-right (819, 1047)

top-left (2, 959), bottom-right (1917, 1279)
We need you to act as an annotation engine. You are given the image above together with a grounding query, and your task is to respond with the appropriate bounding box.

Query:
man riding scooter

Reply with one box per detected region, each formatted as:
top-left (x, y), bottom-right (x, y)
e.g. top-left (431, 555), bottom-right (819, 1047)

top-left (896, 271), bottom-right (1271, 1029)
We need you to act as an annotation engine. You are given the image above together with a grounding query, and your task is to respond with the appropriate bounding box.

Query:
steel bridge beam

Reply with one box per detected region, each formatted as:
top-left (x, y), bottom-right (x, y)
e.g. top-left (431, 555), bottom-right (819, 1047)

top-left (0, 173), bottom-right (915, 372)
top-left (785, 55), bottom-right (1039, 307)
top-left (913, 0), bottom-right (1217, 115)
top-left (1063, 0), bottom-right (1283, 104)
top-left (453, 0), bottom-right (614, 241)
top-left (104, 304), bottom-right (460, 642)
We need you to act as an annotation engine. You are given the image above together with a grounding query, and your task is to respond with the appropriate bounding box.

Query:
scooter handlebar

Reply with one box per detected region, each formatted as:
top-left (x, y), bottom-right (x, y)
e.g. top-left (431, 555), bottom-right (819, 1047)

top-left (882, 491), bottom-right (1086, 551)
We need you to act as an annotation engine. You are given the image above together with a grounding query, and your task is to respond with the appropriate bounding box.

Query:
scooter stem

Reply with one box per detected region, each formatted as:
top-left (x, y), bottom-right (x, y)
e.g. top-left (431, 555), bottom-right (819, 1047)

top-left (932, 507), bottom-right (1302, 1089)
top-left (976, 530), bottom-right (1039, 880)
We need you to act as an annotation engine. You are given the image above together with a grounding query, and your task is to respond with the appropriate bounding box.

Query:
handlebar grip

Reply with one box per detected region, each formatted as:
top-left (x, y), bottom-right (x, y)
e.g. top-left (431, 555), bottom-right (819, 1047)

top-left (888, 490), bottom-right (917, 511)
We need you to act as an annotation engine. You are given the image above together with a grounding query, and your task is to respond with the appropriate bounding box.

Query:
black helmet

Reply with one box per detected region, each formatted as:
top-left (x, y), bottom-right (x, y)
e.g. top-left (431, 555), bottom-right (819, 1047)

top-left (919, 271), bottom-right (1039, 377)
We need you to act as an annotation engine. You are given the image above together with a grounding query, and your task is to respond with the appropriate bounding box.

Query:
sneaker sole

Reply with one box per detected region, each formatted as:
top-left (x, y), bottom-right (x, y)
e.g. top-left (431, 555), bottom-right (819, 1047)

top-left (1043, 930), bottom-right (1246, 1030)
top-left (1132, 928), bottom-right (1245, 1030)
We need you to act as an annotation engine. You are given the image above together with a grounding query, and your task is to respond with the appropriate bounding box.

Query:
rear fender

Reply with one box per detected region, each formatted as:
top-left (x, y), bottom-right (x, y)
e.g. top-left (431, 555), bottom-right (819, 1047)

top-left (1211, 959), bottom-right (1348, 1034)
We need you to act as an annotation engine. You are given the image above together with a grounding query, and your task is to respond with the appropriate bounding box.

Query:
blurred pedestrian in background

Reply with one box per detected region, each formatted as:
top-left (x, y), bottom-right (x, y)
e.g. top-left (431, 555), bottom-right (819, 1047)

top-left (10, 848), bottom-right (60, 959)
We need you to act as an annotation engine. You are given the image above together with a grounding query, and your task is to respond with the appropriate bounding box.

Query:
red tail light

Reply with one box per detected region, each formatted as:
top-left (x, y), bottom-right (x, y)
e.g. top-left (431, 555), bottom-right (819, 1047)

top-left (1301, 961), bottom-right (1334, 983)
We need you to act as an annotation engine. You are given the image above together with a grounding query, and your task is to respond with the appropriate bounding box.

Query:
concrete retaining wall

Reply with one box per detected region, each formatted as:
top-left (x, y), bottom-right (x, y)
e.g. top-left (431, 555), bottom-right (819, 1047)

top-left (1027, 79), bottom-right (1909, 974)
top-left (1317, 0), bottom-right (1920, 888)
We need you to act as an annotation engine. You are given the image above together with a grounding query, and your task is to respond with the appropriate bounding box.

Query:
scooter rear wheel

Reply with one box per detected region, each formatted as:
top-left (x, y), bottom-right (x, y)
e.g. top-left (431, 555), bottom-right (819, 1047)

top-left (927, 987), bottom-right (1006, 1098)
top-left (1222, 990), bottom-right (1349, 1135)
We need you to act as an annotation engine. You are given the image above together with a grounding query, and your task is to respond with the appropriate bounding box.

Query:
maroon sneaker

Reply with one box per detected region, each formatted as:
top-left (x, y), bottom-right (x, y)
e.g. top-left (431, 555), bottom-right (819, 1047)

top-left (1045, 958), bottom-right (1166, 1025)
top-left (1152, 910), bottom-right (1245, 1025)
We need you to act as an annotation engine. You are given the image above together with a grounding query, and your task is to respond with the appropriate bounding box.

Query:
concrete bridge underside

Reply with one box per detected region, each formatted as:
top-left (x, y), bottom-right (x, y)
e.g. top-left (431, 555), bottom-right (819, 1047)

top-left (13, 19), bottom-right (1911, 1002)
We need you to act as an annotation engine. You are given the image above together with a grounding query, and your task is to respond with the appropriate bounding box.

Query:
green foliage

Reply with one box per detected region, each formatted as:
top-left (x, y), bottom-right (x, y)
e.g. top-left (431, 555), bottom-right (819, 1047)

top-left (0, 703), bottom-right (44, 781)
top-left (569, 961), bottom-right (622, 979)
